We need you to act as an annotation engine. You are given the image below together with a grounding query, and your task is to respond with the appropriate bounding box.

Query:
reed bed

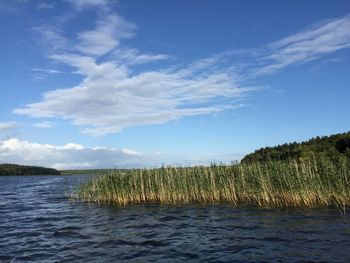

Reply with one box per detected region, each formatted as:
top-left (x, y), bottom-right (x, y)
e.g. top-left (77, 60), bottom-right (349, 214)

top-left (74, 157), bottom-right (350, 208)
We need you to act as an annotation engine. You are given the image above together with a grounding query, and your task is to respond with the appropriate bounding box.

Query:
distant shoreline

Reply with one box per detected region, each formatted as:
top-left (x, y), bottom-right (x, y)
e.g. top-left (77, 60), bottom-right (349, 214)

top-left (0, 164), bottom-right (60, 176)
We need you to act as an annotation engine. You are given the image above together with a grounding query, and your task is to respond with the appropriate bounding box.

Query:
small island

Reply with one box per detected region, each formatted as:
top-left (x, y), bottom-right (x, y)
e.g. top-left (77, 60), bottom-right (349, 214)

top-left (0, 164), bottom-right (61, 176)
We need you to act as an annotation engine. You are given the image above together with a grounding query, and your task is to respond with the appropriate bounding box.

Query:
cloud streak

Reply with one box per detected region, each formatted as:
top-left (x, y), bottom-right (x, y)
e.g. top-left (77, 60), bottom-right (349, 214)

top-left (33, 121), bottom-right (56, 128)
top-left (32, 68), bottom-right (62, 74)
top-left (36, 2), bottom-right (54, 10)
top-left (253, 15), bottom-right (350, 76)
top-left (64, 0), bottom-right (108, 10)
top-left (0, 122), bottom-right (18, 131)
top-left (76, 14), bottom-right (136, 56)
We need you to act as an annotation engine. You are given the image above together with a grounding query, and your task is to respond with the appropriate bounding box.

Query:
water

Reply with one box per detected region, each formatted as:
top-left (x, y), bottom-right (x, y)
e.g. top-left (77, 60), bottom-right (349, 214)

top-left (0, 175), bottom-right (350, 263)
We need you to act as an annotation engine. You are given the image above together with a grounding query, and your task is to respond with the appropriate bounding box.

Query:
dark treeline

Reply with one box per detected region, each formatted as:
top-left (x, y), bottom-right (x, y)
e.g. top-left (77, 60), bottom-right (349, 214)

top-left (0, 164), bottom-right (61, 176)
top-left (241, 131), bottom-right (350, 163)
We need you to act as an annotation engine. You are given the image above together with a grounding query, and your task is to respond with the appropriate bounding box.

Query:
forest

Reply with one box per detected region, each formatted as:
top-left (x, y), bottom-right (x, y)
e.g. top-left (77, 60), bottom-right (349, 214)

top-left (241, 131), bottom-right (350, 163)
top-left (0, 164), bottom-right (61, 176)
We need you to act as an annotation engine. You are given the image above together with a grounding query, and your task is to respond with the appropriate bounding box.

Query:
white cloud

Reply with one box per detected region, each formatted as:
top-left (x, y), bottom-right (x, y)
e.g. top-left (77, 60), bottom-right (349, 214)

top-left (0, 122), bottom-right (18, 131)
top-left (33, 25), bottom-right (69, 52)
top-left (14, 55), bottom-right (248, 136)
top-left (0, 138), bottom-right (148, 169)
top-left (30, 68), bottom-right (63, 82)
top-left (112, 48), bottom-right (171, 65)
top-left (33, 121), bottom-right (56, 128)
top-left (0, 138), bottom-right (243, 169)
top-left (254, 15), bottom-right (350, 76)
top-left (76, 14), bottom-right (136, 56)
top-left (121, 148), bottom-right (141, 156)
top-left (36, 2), bottom-right (54, 9)
top-left (32, 68), bottom-right (62, 74)
top-left (15, 11), bottom-right (250, 136)
top-left (131, 53), bottom-right (171, 64)
top-left (15, 12), bottom-right (350, 136)
top-left (64, 0), bottom-right (108, 10)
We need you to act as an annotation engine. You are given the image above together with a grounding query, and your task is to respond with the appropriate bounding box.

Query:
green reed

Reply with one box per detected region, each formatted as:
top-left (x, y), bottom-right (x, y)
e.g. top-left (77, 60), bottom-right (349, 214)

top-left (74, 157), bottom-right (350, 208)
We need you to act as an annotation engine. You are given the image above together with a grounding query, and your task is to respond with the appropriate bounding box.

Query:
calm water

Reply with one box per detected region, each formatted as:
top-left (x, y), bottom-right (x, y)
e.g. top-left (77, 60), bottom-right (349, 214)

top-left (0, 175), bottom-right (350, 262)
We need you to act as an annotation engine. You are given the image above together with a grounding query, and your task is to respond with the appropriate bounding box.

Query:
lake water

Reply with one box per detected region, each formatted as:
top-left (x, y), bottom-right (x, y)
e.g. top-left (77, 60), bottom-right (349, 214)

top-left (0, 175), bottom-right (350, 262)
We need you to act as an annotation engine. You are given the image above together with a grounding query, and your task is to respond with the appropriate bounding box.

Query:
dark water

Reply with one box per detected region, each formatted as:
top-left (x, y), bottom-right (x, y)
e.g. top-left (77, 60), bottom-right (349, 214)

top-left (1, 176), bottom-right (350, 263)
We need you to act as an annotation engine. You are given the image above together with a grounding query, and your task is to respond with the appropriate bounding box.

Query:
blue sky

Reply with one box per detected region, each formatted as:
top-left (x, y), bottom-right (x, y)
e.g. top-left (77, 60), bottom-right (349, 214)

top-left (0, 0), bottom-right (350, 169)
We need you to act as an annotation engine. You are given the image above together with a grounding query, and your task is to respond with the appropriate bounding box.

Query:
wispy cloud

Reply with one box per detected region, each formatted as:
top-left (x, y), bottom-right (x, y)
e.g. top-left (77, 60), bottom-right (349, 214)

top-left (33, 121), bottom-right (56, 128)
top-left (15, 0), bottom-right (28, 4)
top-left (64, 0), bottom-right (109, 10)
top-left (14, 11), bottom-right (350, 136)
top-left (30, 68), bottom-right (63, 82)
top-left (76, 14), bottom-right (136, 57)
top-left (0, 1), bottom-right (24, 13)
top-left (15, 61), bottom-right (247, 136)
top-left (112, 48), bottom-right (171, 65)
top-left (36, 2), bottom-right (54, 10)
top-left (15, 11), bottom-right (250, 136)
top-left (32, 68), bottom-right (62, 74)
top-left (0, 138), bottom-right (150, 169)
top-left (0, 122), bottom-right (18, 131)
top-left (32, 25), bottom-right (69, 52)
top-left (253, 15), bottom-right (350, 76)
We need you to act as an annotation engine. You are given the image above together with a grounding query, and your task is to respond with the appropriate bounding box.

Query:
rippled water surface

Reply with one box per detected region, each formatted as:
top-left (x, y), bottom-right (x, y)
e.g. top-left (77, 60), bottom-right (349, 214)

top-left (1, 175), bottom-right (350, 262)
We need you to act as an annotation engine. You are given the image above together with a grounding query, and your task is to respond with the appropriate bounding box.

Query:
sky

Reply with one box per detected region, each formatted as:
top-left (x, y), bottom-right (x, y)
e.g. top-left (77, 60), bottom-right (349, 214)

top-left (0, 0), bottom-right (350, 169)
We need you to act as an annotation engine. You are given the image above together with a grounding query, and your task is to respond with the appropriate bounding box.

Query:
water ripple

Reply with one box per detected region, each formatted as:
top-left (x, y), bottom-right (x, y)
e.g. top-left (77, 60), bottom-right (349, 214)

top-left (0, 175), bottom-right (350, 262)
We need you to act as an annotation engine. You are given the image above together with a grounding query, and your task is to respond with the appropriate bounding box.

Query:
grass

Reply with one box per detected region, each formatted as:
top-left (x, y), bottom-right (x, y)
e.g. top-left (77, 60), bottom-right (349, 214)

top-left (73, 157), bottom-right (350, 208)
top-left (60, 169), bottom-right (114, 175)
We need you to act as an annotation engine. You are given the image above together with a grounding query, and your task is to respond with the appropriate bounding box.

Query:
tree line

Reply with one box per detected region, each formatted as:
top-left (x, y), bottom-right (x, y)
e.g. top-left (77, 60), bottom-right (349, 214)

top-left (0, 164), bottom-right (61, 176)
top-left (241, 131), bottom-right (350, 163)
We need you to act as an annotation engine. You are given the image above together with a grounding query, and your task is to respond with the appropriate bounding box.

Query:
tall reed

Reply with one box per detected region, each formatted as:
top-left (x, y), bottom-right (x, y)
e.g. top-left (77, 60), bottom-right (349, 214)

top-left (74, 157), bottom-right (350, 208)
